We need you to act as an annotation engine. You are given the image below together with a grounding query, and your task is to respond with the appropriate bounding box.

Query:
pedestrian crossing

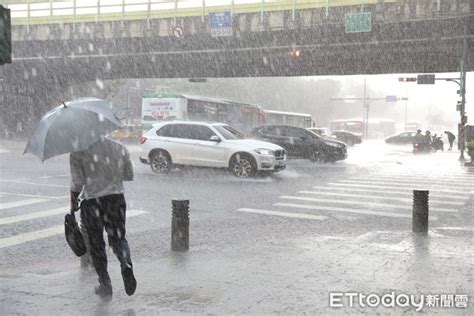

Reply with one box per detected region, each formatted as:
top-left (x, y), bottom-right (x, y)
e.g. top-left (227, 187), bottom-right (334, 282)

top-left (0, 192), bottom-right (148, 250)
top-left (238, 172), bottom-right (473, 223)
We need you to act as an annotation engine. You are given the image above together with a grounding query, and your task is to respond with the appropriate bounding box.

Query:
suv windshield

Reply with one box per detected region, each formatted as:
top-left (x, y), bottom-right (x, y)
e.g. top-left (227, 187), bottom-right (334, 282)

top-left (307, 130), bottom-right (322, 139)
top-left (213, 125), bottom-right (245, 140)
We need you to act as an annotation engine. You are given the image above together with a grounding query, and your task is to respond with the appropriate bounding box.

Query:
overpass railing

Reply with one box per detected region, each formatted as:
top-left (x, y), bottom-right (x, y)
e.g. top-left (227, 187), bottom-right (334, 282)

top-left (7, 0), bottom-right (393, 26)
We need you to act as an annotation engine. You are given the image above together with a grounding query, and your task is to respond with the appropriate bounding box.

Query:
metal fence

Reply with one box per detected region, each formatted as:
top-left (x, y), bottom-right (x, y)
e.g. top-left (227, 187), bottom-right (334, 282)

top-left (6, 0), bottom-right (391, 25)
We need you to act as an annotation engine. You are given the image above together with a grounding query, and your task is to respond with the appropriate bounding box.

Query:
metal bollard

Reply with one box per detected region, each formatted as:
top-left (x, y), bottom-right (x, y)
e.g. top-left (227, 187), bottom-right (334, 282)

top-left (412, 190), bottom-right (429, 234)
top-left (171, 200), bottom-right (189, 251)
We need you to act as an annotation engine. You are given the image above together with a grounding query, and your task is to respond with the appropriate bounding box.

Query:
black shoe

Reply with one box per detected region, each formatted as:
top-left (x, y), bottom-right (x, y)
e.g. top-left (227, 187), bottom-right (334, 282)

top-left (95, 281), bottom-right (113, 300)
top-left (121, 264), bottom-right (137, 296)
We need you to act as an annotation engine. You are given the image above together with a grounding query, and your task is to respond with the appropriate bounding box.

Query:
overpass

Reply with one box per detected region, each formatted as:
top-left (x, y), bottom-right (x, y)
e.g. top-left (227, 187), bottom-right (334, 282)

top-left (0, 0), bottom-right (473, 127)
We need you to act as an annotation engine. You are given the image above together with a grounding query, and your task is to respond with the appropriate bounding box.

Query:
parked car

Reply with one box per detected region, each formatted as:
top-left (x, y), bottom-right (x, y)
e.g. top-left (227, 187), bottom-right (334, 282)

top-left (307, 127), bottom-right (331, 138)
top-left (139, 121), bottom-right (286, 177)
top-left (331, 130), bottom-right (362, 146)
top-left (385, 131), bottom-right (417, 145)
top-left (250, 125), bottom-right (347, 163)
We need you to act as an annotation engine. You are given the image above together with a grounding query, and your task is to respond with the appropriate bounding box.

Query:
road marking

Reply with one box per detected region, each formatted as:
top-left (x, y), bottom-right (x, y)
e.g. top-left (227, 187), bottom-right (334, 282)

top-left (238, 208), bottom-right (327, 221)
top-left (346, 177), bottom-right (474, 187)
top-left (0, 207), bottom-right (67, 225)
top-left (356, 175), bottom-right (474, 184)
top-left (311, 186), bottom-right (470, 199)
top-left (339, 179), bottom-right (474, 190)
top-left (298, 191), bottom-right (465, 206)
top-left (279, 196), bottom-right (458, 213)
top-left (274, 203), bottom-right (439, 220)
top-left (0, 192), bottom-right (69, 200)
top-left (366, 174), bottom-right (473, 181)
top-left (0, 179), bottom-right (69, 188)
top-left (328, 182), bottom-right (469, 195)
top-left (0, 209), bottom-right (147, 249)
top-left (0, 198), bottom-right (50, 210)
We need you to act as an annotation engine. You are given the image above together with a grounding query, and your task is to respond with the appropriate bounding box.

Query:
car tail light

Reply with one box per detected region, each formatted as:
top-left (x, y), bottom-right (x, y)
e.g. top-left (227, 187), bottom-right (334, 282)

top-left (140, 136), bottom-right (147, 144)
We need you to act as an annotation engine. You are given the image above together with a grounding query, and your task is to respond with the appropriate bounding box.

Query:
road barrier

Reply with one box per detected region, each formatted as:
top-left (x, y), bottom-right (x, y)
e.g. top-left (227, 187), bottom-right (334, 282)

top-left (171, 199), bottom-right (189, 252)
top-left (412, 190), bottom-right (429, 234)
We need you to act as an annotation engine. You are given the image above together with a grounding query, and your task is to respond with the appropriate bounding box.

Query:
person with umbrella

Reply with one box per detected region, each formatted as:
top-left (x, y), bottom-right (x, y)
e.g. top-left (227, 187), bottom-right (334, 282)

top-left (25, 98), bottom-right (137, 299)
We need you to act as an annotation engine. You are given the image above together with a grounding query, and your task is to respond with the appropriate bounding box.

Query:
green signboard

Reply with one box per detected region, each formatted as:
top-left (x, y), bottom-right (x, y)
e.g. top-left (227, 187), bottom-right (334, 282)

top-left (345, 12), bottom-right (371, 33)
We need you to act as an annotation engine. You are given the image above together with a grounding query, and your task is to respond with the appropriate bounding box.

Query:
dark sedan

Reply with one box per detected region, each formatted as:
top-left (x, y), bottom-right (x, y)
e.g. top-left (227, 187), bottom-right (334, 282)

top-left (331, 131), bottom-right (362, 146)
top-left (385, 131), bottom-right (417, 144)
top-left (250, 125), bottom-right (347, 163)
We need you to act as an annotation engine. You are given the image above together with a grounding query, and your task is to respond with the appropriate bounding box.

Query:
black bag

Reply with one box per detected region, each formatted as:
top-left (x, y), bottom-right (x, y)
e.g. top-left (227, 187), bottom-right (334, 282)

top-left (64, 210), bottom-right (87, 257)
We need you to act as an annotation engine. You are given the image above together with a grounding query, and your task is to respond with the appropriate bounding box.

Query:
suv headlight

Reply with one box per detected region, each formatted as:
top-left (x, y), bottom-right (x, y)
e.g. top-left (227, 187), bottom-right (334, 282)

top-left (324, 142), bottom-right (341, 148)
top-left (254, 148), bottom-right (274, 156)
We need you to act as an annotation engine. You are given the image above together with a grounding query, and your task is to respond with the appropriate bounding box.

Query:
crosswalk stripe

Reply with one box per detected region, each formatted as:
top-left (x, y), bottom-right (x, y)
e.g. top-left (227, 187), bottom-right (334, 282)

top-left (298, 191), bottom-right (465, 206)
top-left (367, 174), bottom-right (473, 181)
top-left (0, 198), bottom-right (50, 211)
top-left (0, 209), bottom-right (147, 249)
top-left (238, 208), bottom-right (327, 221)
top-left (279, 196), bottom-right (458, 213)
top-left (338, 180), bottom-right (473, 191)
top-left (347, 177), bottom-right (474, 187)
top-left (358, 175), bottom-right (473, 184)
top-left (311, 186), bottom-right (469, 199)
top-left (0, 207), bottom-right (67, 225)
top-left (328, 182), bottom-right (469, 195)
top-left (0, 179), bottom-right (69, 188)
top-left (0, 192), bottom-right (69, 200)
top-left (274, 203), bottom-right (439, 220)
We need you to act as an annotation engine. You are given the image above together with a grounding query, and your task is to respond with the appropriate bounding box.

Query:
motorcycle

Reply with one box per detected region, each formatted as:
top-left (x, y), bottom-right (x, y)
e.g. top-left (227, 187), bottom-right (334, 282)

top-left (431, 136), bottom-right (444, 152)
top-left (413, 141), bottom-right (431, 154)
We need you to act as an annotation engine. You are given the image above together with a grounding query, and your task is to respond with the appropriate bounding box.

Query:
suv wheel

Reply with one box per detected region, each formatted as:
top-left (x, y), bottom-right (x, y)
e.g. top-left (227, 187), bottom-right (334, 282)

top-left (150, 150), bottom-right (171, 174)
top-left (230, 153), bottom-right (256, 178)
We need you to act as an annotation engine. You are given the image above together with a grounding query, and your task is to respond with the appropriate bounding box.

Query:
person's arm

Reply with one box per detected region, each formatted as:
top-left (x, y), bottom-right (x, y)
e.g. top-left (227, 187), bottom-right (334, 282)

top-left (69, 153), bottom-right (85, 212)
top-left (123, 147), bottom-right (134, 181)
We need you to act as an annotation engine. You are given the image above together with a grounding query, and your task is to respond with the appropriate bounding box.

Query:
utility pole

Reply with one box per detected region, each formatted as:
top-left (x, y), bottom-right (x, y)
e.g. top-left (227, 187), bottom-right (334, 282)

top-left (331, 79), bottom-right (398, 139)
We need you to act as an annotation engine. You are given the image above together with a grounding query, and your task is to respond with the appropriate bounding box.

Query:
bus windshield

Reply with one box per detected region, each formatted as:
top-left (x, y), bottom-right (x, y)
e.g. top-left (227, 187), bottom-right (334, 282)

top-left (214, 125), bottom-right (245, 140)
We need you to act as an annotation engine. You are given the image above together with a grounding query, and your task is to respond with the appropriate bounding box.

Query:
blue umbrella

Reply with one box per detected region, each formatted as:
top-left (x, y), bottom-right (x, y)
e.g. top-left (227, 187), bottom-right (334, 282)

top-left (24, 97), bottom-right (122, 161)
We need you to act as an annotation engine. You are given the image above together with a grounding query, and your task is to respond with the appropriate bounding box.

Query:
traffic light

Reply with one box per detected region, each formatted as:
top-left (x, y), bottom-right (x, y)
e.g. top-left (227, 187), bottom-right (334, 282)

top-left (398, 77), bottom-right (416, 82)
top-left (0, 5), bottom-right (12, 65)
top-left (457, 101), bottom-right (463, 111)
top-left (288, 50), bottom-right (302, 57)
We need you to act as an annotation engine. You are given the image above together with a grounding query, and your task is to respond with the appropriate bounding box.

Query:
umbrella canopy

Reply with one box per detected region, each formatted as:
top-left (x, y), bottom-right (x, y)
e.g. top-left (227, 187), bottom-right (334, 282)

top-left (24, 97), bottom-right (122, 161)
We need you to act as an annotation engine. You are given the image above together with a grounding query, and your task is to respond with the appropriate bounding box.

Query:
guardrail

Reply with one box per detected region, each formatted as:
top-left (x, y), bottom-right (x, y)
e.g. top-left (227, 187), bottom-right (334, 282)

top-left (6, 0), bottom-right (390, 26)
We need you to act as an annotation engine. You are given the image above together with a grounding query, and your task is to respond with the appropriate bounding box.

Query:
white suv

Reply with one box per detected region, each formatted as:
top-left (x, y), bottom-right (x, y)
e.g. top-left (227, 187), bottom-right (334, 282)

top-left (139, 121), bottom-right (286, 177)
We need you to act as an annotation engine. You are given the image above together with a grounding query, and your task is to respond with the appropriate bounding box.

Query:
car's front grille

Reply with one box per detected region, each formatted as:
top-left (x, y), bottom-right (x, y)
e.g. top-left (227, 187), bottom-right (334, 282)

top-left (274, 150), bottom-right (285, 160)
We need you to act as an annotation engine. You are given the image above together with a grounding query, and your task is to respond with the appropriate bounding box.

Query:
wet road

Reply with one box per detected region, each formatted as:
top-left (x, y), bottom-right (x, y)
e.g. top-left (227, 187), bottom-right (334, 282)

top-left (1, 139), bottom-right (472, 275)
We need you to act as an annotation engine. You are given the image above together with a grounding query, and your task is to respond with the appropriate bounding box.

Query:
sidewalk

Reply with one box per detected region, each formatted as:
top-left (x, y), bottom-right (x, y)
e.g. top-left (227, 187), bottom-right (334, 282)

top-left (1, 229), bottom-right (472, 315)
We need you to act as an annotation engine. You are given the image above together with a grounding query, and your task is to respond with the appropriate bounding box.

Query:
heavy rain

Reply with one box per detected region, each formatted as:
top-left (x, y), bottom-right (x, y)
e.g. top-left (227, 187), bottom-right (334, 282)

top-left (0, 0), bottom-right (473, 314)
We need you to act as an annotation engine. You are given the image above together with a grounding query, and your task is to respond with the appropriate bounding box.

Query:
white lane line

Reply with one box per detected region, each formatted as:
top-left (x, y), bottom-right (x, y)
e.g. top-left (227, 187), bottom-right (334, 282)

top-left (355, 175), bottom-right (474, 184)
top-left (0, 179), bottom-right (69, 188)
top-left (0, 192), bottom-right (69, 200)
top-left (311, 186), bottom-right (470, 199)
top-left (298, 191), bottom-right (465, 206)
top-left (328, 182), bottom-right (468, 195)
top-left (346, 177), bottom-right (474, 187)
top-left (274, 203), bottom-right (439, 220)
top-left (338, 179), bottom-right (474, 190)
top-left (366, 174), bottom-right (473, 181)
top-left (0, 209), bottom-right (147, 249)
top-left (38, 176), bottom-right (54, 179)
top-left (238, 208), bottom-right (327, 221)
top-left (279, 196), bottom-right (458, 213)
top-left (0, 198), bottom-right (50, 211)
top-left (0, 207), bottom-right (67, 225)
